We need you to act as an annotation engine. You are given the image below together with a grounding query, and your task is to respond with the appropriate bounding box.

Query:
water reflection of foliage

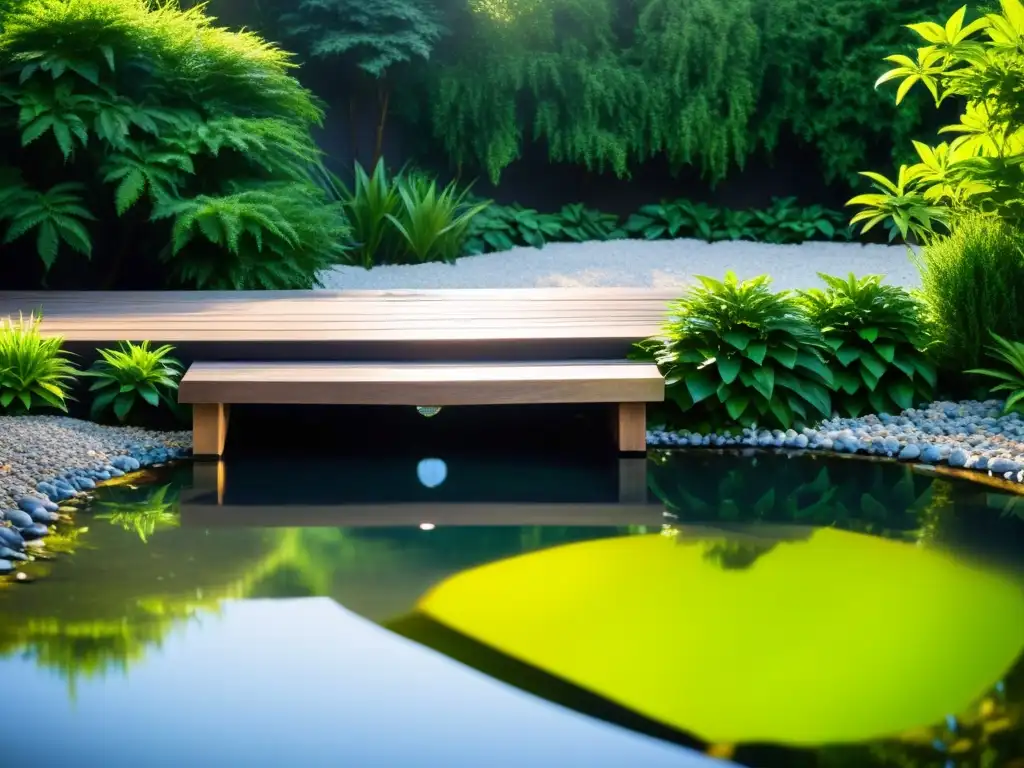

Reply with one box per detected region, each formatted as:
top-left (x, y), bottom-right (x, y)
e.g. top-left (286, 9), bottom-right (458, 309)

top-left (648, 450), bottom-right (938, 540)
top-left (94, 484), bottom-right (180, 543)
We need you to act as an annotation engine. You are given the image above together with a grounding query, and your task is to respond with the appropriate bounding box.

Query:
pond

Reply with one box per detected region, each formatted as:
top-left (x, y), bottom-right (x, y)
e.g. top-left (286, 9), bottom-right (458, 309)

top-left (1, 451), bottom-right (1023, 768)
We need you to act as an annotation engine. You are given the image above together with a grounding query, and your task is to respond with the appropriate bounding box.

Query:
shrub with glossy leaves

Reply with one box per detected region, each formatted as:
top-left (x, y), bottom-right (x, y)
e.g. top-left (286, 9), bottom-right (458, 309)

top-left (0, 311), bottom-right (78, 412)
top-left (800, 273), bottom-right (936, 417)
top-left (81, 340), bottom-right (183, 422)
top-left (634, 272), bottom-right (833, 430)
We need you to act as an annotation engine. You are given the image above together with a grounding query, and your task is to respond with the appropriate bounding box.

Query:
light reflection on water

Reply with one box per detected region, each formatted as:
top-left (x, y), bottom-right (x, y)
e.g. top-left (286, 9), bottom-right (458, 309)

top-left (0, 451), bottom-right (1022, 768)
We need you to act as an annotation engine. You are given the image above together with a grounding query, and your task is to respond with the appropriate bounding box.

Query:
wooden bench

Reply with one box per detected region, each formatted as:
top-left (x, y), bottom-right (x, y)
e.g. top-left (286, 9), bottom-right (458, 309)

top-left (177, 360), bottom-right (664, 457)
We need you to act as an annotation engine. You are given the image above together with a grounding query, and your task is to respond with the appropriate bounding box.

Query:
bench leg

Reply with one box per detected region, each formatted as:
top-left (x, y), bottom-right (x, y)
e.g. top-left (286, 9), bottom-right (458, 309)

top-left (193, 403), bottom-right (230, 458)
top-left (618, 458), bottom-right (648, 503)
top-left (616, 402), bottom-right (647, 453)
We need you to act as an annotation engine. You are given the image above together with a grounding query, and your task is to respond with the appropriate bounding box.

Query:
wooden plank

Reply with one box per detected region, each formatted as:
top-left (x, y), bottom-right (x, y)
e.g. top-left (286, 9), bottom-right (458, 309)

top-left (178, 361), bottom-right (665, 406)
top-left (0, 288), bottom-right (675, 345)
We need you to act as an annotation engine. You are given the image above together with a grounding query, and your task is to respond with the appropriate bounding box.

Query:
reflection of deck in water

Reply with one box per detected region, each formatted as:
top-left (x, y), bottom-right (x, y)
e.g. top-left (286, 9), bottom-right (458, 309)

top-left (180, 457), bottom-right (666, 528)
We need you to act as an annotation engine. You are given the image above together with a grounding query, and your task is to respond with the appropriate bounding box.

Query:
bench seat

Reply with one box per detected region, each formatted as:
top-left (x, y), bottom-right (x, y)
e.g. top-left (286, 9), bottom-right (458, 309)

top-left (178, 360), bottom-right (664, 457)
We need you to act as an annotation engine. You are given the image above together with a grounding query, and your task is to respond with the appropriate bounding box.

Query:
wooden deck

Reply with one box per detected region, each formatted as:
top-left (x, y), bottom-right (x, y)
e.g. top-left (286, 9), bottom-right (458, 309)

top-left (0, 288), bottom-right (675, 456)
top-left (0, 288), bottom-right (677, 360)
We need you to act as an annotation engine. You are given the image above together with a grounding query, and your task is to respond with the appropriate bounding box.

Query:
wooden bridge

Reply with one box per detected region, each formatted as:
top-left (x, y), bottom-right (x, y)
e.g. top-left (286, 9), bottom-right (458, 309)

top-left (0, 288), bottom-right (675, 456)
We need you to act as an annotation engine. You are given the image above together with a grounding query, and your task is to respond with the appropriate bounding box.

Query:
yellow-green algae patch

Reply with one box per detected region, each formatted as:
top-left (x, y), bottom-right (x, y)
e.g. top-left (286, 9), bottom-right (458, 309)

top-left (417, 527), bottom-right (1024, 746)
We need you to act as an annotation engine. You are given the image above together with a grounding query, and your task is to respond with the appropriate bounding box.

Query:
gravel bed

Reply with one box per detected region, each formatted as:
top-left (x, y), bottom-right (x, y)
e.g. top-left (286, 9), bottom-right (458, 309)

top-left (319, 239), bottom-right (920, 291)
top-left (0, 416), bottom-right (192, 574)
top-left (648, 400), bottom-right (1024, 487)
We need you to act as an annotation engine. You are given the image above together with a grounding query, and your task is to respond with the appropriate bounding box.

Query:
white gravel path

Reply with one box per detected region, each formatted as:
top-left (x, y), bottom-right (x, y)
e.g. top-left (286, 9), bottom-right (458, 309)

top-left (319, 239), bottom-right (921, 291)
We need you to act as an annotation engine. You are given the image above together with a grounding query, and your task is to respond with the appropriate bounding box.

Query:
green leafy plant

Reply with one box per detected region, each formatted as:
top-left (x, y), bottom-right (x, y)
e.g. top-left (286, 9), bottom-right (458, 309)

top-left (966, 332), bottom-right (1024, 414)
top-left (0, 0), bottom-right (346, 289)
top-left (338, 159), bottom-right (403, 268)
top-left (152, 183), bottom-right (348, 289)
top-left (80, 341), bottom-right (183, 422)
top-left (800, 273), bottom-right (936, 417)
top-left (0, 311), bottom-right (78, 412)
top-left (634, 272), bottom-right (833, 430)
top-left (387, 173), bottom-right (489, 263)
top-left (0, 177), bottom-right (95, 269)
top-left (848, 2), bottom-right (1024, 241)
top-left (915, 213), bottom-right (1024, 372)
top-left (556, 203), bottom-right (623, 242)
top-left (463, 203), bottom-right (563, 254)
top-left (752, 197), bottom-right (849, 244)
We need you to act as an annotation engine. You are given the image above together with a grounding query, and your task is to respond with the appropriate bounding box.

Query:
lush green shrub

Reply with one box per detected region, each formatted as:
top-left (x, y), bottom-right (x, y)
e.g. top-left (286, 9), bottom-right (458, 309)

top-left (81, 341), bottom-right (183, 422)
top-left (0, 312), bottom-right (78, 412)
top-left (426, 0), bottom-right (955, 185)
top-left (915, 214), bottom-right (1024, 372)
top-left (848, 2), bottom-right (1023, 242)
top-left (634, 272), bottom-right (833, 431)
top-left (0, 0), bottom-right (348, 289)
top-left (800, 273), bottom-right (936, 417)
top-left (463, 204), bottom-right (564, 254)
top-left (625, 197), bottom-right (852, 244)
top-left (338, 160), bottom-right (486, 266)
top-left (966, 332), bottom-right (1024, 414)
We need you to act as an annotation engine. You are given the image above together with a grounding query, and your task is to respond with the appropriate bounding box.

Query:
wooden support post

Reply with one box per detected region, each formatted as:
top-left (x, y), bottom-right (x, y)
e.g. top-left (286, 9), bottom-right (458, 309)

top-left (616, 402), bottom-right (647, 453)
top-left (191, 460), bottom-right (227, 505)
top-left (618, 458), bottom-right (648, 503)
top-left (193, 403), bottom-right (230, 458)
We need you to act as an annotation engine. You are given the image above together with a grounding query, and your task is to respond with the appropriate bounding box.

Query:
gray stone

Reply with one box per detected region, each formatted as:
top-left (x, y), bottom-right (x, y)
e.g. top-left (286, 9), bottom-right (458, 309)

top-left (989, 458), bottom-right (1021, 474)
top-left (948, 449), bottom-right (969, 468)
top-left (883, 437), bottom-right (901, 454)
top-left (920, 445), bottom-right (943, 464)
top-left (898, 444), bottom-right (921, 461)
top-left (794, 434), bottom-right (808, 449)
top-left (0, 527), bottom-right (24, 549)
top-left (19, 523), bottom-right (48, 540)
top-left (4, 509), bottom-right (34, 529)
top-left (0, 546), bottom-right (27, 562)
top-left (975, 455), bottom-right (990, 471)
top-left (0, 559), bottom-right (13, 574)
top-left (29, 508), bottom-right (59, 524)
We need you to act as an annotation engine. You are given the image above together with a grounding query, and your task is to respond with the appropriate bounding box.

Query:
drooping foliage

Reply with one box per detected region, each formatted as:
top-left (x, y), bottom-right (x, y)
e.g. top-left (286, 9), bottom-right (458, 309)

top-left (426, 0), bottom-right (961, 184)
top-left (0, 0), bottom-right (348, 289)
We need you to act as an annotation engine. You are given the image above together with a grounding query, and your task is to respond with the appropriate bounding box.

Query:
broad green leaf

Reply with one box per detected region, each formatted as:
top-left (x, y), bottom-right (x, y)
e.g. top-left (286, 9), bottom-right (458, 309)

top-left (857, 327), bottom-right (879, 342)
top-left (751, 366), bottom-right (775, 400)
top-left (860, 350), bottom-right (888, 379)
top-left (717, 355), bottom-right (742, 384)
top-left (834, 369), bottom-right (861, 395)
top-left (686, 370), bottom-right (717, 404)
top-left (725, 394), bottom-right (750, 420)
top-left (767, 346), bottom-right (797, 368)
top-left (723, 329), bottom-right (752, 350)
top-left (744, 342), bottom-right (767, 364)
top-left (888, 380), bottom-right (915, 410)
top-left (874, 343), bottom-right (895, 362)
top-left (836, 345), bottom-right (861, 366)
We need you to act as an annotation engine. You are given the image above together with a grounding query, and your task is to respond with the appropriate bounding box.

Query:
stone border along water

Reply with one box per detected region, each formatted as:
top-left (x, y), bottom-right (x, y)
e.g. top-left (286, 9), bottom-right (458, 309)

top-left (648, 399), bottom-right (1024, 490)
top-left (3, 398), bottom-right (1023, 577)
top-left (0, 416), bottom-right (192, 578)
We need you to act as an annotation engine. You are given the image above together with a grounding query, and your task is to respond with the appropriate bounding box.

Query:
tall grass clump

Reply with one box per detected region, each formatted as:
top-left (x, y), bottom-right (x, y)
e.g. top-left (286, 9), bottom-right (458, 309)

top-left (915, 214), bottom-right (1024, 372)
top-left (0, 312), bottom-right (78, 412)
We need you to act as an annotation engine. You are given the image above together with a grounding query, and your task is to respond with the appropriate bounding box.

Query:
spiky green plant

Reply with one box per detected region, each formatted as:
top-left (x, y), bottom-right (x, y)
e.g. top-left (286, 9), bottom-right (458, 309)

top-left (340, 159), bottom-right (403, 268)
top-left (387, 174), bottom-right (489, 263)
top-left (966, 332), bottom-right (1024, 414)
top-left (0, 311), bottom-right (78, 412)
top-left (634, 272), bottom-right (833, 430)
top-left (80, 341), bottom-right (183, 422)
top-left (800, 273), bottom-right (936, 416)
top-left (0, 178), bottom-right (95, 269)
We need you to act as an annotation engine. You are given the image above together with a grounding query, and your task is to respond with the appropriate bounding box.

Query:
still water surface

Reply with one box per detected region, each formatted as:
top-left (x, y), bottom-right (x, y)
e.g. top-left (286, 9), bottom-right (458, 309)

top-left (1, 451), bottom-right (1023, 767)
